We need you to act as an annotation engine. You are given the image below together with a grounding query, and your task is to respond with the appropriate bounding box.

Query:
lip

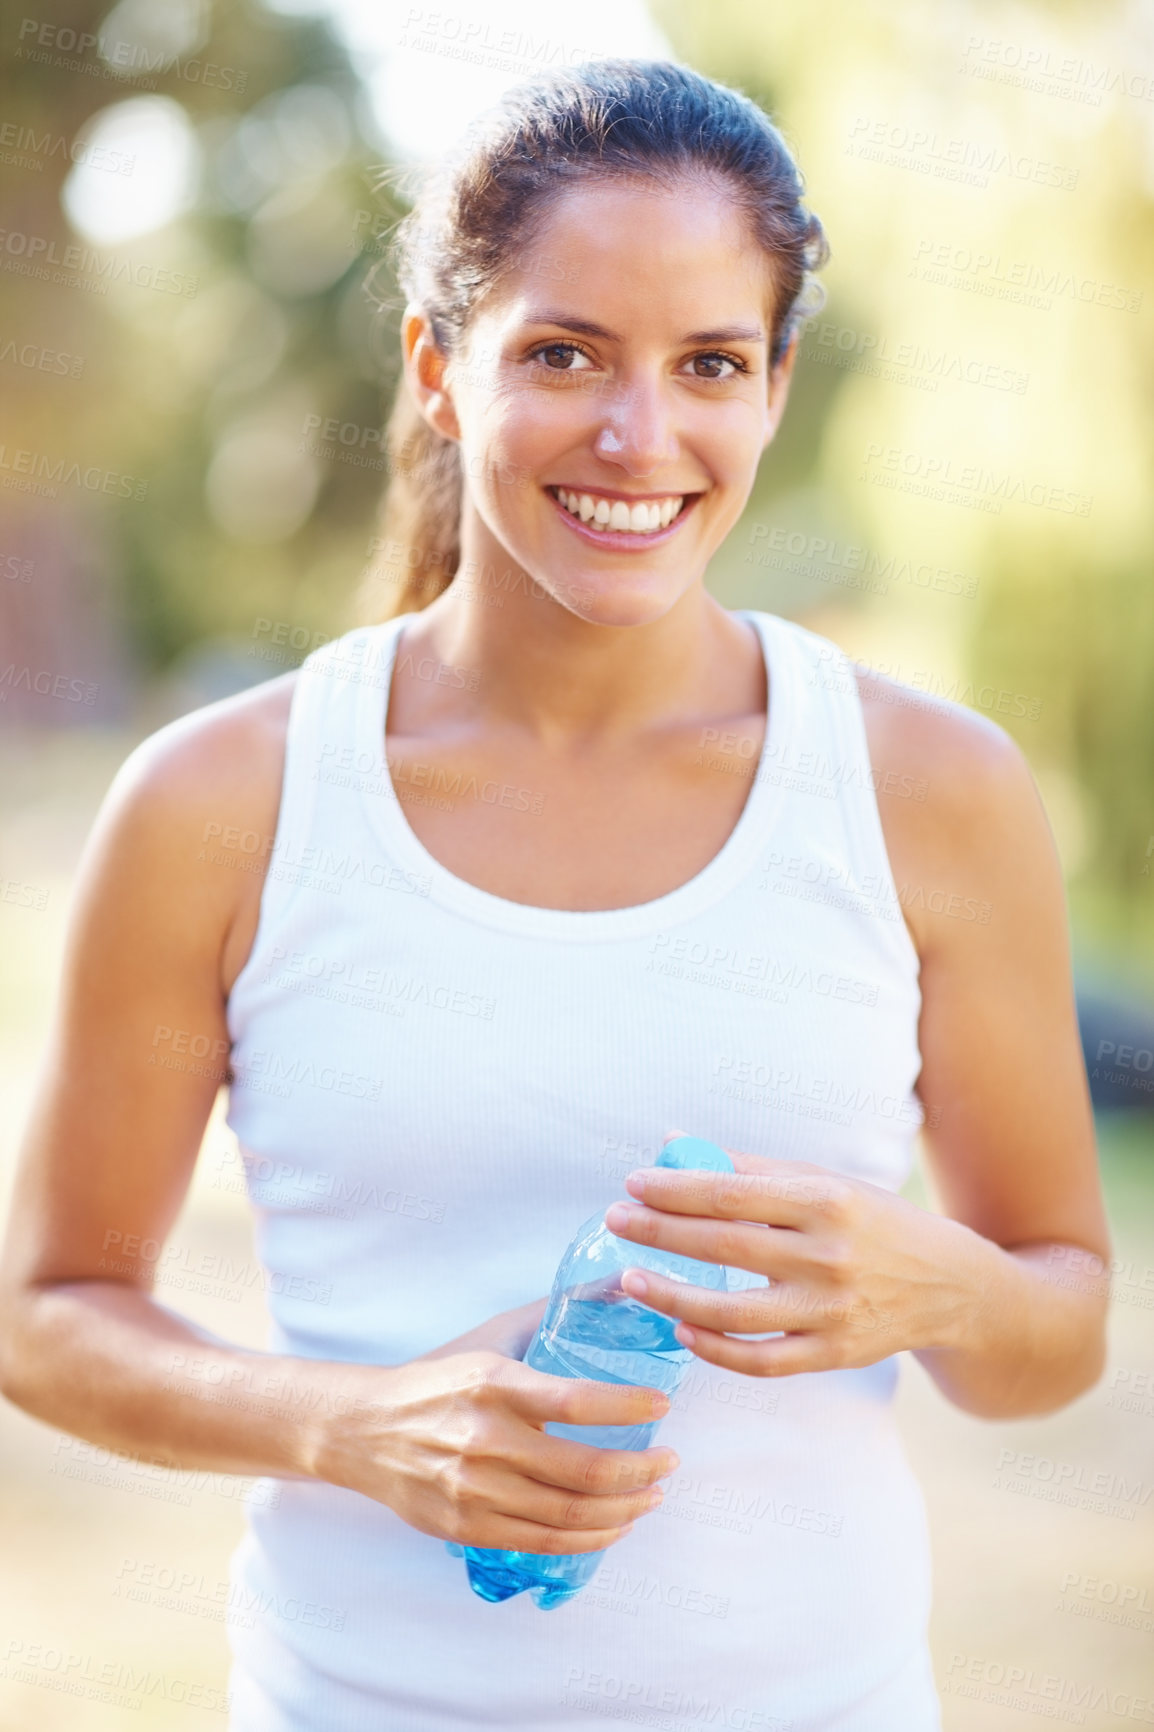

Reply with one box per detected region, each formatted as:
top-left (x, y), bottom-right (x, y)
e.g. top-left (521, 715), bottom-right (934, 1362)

top-left (544, 485), bottom-right (703, 550)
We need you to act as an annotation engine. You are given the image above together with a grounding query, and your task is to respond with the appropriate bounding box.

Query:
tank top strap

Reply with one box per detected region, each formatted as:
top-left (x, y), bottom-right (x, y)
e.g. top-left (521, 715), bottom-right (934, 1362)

top-left (747, 610), bottom-right (920, 979)
top-left (243, 616), bottom-right (413, 949)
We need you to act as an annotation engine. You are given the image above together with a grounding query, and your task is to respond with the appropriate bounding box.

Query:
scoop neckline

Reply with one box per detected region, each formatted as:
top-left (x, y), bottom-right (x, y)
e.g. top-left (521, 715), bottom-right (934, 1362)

top-left (350, 607), bottom-right (792, 940)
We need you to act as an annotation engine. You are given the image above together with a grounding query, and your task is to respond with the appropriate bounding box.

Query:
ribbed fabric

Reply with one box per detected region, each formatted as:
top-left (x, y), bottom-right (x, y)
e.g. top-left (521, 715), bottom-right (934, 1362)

top-left (222, 609), bottom-right (941, 1731)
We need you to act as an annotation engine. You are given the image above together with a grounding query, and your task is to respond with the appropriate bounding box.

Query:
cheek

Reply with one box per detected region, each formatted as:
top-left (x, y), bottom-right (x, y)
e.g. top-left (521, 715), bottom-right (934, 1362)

top-left (465, 394), bottom-right (570, 516)
top-left (697, 401), bottom-right (766, 484)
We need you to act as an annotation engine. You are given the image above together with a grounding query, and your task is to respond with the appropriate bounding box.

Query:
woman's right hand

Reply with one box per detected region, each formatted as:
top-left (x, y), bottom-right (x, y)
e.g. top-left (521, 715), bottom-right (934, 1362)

top-left (314, 1298), bottom-right (680, 1555)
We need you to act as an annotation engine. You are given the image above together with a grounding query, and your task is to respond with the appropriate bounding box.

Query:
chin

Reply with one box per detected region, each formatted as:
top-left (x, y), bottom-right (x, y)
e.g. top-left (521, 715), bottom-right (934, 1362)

top-left (549, 572), bottom-right (689, 629)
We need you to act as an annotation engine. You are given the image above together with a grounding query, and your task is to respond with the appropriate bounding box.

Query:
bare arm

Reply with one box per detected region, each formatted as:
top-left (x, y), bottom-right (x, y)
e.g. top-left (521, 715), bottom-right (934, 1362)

top-left (0, 690), bottom-right (675, 1550)
top-left (600, 685), bottom-right (1111, 1420)
top-left (886, 694), bottom-right (1111, 1415)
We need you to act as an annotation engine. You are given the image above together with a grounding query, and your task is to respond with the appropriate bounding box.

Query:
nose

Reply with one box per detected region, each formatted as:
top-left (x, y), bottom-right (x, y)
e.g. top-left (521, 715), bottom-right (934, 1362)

top-left (593, 373), bottom-right (679, 475)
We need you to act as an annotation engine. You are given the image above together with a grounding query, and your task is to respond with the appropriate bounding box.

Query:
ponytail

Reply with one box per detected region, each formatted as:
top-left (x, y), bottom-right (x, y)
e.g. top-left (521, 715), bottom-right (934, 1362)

top-left (356, 377), bottom-right (460, 622)
top-left (356, 58), bottom-right (828, 624)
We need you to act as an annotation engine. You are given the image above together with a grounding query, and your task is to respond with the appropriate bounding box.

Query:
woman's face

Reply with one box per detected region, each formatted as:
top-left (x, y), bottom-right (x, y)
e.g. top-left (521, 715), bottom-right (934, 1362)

top-left (413, 174), bottom-right (798, 629)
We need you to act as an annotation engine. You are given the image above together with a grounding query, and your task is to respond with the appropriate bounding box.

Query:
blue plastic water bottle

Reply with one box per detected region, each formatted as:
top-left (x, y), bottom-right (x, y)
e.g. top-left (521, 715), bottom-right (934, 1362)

top-left (447, 1134), bottom-right (734, 1608)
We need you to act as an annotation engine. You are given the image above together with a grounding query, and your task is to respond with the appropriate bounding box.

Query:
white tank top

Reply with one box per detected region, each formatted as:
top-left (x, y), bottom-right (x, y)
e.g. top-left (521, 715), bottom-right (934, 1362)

top-left (222, 607), bottom-right (942, 1731)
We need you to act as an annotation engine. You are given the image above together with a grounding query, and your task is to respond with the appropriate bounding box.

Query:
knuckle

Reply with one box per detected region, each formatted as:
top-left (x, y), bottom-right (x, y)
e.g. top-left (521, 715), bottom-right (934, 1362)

top-left (461, 1356), bottom-right (504, 1402)
top-left (818, 1180), bottom-right (854, 1223)
top-left (587, 1453), bottom-right (621, 1494)
top-left (553, 1381), bottom-right (589, 1426)
top-left (438, 1458), bottom-right (477, 1513)
top-left (558, 1491), bottom-right (592, 1528)
top-left (817, 1237), bottom-right (855, 1285)
top-left (713, 1223), bottom-right (745, 1264)
top-left (715, 1177), bottom-right (748, 1212)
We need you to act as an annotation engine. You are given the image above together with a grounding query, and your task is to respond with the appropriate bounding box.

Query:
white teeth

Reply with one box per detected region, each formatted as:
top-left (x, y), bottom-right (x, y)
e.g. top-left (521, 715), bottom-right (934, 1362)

top-left (552, 487), bottom-right (685, 534)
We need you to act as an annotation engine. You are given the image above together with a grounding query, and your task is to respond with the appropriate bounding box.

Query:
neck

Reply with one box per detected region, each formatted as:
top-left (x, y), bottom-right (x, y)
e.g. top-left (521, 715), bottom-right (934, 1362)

top-left (391, 527), bottom-right (761, 751)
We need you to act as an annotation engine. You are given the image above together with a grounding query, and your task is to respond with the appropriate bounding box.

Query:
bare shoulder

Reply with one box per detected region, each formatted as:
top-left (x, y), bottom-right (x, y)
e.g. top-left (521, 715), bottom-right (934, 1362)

top-left (854, 663), bottom-right (1033, 806)
top-left (852, 665), bottom-right (1057, 957)
top-left (89, 670), bottom-right (299, 998)
top-left (119, 668), bottom-right (298, 804)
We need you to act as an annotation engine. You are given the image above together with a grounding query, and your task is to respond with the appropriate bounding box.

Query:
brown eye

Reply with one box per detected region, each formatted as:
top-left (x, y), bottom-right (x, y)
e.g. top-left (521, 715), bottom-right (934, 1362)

top-left (532, 342), bottom-right (592, 371)
top-left (690, 352), bottom-right (741, 380)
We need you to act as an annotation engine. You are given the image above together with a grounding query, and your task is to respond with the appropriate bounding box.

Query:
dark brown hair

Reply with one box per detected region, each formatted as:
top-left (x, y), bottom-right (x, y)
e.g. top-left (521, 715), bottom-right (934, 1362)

top-left (358, 57), bottom-right (829, 622)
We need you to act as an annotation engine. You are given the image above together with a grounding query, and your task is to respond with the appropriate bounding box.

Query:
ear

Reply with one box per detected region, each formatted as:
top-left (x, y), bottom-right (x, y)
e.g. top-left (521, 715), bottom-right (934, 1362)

top-left (401, 303), bottom-right (461, 443)
top-left (761, 327), bottom-right (800, 452)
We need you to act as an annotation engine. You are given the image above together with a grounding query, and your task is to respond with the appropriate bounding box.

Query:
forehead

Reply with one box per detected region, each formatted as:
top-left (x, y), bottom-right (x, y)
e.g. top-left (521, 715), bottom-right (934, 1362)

top-left (481, 173), bottom-right (775, 333)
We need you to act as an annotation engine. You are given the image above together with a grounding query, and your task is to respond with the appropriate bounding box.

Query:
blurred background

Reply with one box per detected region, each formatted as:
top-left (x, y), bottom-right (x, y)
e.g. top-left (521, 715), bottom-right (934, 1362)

top-left (1, 0), bottom-right (1152, 1725)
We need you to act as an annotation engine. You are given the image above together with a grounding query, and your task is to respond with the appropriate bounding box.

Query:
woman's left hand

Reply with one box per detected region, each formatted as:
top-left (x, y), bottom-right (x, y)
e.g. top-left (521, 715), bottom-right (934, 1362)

top-left (603, 1148), bottom-right (993, 1377)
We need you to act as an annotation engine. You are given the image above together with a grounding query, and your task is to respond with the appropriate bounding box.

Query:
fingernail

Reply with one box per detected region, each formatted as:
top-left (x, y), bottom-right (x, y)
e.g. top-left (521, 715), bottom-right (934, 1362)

top-left (605, 1202), bottom-right (634, 1230)
top-left (621, 1270), bottom-right (647, 1297)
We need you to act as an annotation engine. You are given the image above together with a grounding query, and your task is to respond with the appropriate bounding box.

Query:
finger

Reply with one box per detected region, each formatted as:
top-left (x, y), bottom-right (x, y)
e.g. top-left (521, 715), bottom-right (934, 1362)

top-left (452, 1511), bottom-right (639, 1556)
top-left (483, 1462), bottom-right (669, 1532)
top-left (520, 1431), bottom-right (680, 1498)
top-left (667, 1323), bottom-right (838, 1378)
top-left (622, 1161), bottom-right (847, 1229)
top-left (508, 1363), bottom-right (672, 1432)
top-left (607, 1201), bottom-right (809, 1275)
top-left (618, 1270), bottom-right (834, 1335)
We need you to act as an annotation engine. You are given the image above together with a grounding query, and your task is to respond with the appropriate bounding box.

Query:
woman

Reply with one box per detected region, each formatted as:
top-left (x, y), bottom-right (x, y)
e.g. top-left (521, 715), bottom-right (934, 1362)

top-left (0, 58), bottom-right (1111, 1732)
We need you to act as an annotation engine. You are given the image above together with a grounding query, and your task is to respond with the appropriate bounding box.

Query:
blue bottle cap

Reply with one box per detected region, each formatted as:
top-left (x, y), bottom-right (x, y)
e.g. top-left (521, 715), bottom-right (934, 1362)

top-left (655, 1135), bottom-right (734, 1173)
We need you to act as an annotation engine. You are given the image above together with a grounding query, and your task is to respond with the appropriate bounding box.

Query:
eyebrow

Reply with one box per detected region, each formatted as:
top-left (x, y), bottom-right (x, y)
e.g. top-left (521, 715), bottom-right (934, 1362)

top-left (523, 313), bottom-right (766, 345)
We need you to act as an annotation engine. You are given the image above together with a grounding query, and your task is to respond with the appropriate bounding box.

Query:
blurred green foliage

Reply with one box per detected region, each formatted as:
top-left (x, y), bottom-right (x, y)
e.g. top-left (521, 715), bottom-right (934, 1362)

top-left (2, 0), bottom-right (1152, 977)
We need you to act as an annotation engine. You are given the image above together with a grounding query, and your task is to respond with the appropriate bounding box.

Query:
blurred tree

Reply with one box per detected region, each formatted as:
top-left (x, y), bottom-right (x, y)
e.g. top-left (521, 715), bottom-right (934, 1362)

top-left (653, 0), bottom-right (1154, 980)
top-left (0, 0), bottom-right (406, 717)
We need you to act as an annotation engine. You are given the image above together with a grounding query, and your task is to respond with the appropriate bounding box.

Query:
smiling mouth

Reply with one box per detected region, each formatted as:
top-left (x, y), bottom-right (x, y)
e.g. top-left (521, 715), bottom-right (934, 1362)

top-left (545, 485), bottom-right (699, 537)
